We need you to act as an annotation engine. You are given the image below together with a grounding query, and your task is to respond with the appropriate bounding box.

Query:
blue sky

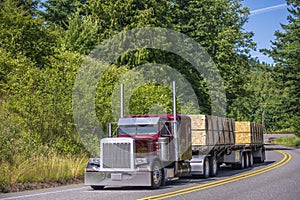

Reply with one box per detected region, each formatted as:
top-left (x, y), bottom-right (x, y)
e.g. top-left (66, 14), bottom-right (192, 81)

top-left (242, 0), bottom-right (290, 64)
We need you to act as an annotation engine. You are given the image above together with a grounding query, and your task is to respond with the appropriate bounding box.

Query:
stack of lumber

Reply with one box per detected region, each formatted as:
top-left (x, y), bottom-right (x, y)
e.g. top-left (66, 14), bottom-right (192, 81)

top-left (188, 115), bottom-right (206, 145)
top-left (188, 115), bottom-right (235, 146)
top-left (235, 122), bottom-right (264, 144)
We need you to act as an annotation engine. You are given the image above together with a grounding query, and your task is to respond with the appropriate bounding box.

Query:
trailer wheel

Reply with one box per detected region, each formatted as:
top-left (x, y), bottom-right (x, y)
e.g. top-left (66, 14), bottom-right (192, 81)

top-left (202, 157), bottom-right (210, 178)
top-left (91, 185), bottom-right (104, 190)
top-left (151, 160), bottom-right (163, 189)
top-left (254, 148), bottom-right (265, 163)
top-left (260, 147), bottom-right (266, 163)
top-left (240, 153), bottom-right (245, 169)
top-left (233, 153), bottom-right (245, 170)
top-left (249, 152), bottom-right (254, 167)
top-left (245, 153), bottom-right (249, 168)
top-left (262, 147), bottom-right (266, 162)
top-left (254, 156), bottom-right (264, 163)
top-left (209, 156), bottom-right (218, 177)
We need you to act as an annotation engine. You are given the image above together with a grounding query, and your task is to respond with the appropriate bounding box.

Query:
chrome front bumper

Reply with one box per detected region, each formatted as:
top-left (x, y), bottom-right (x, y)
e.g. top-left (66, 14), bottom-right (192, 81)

top-left (84, 171), bottom-right (152, 187)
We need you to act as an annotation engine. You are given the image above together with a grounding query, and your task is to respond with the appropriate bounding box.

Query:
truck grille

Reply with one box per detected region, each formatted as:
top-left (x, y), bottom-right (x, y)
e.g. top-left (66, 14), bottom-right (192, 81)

top-left (100, 138), bottom-right (135, 170)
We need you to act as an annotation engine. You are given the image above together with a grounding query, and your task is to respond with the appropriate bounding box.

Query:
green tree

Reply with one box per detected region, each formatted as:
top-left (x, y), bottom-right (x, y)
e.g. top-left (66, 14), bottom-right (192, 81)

top-left (61, 12), bottom-right (100, 54)
top-left (16, 0), bottom-right (39, 16)
top-left (40, 0), bottom-right (80, 29)
top-left (0, 0), bottom-right (88, 154)
top-left (68, 0), bottom-right (257, 119)
top-left (170, 0), bottom-right (255, 117)
top-left (263, 0), bottom-right (300, 135)
top-left (0, 0), bottom-right (57, 68)
top-left (240, 60), bottom-right (283, 131)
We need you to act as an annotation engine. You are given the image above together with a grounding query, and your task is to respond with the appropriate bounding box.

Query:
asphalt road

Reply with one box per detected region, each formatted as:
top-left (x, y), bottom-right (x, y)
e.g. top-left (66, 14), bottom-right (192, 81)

top-left (1, 144), bottom-right (299, 200)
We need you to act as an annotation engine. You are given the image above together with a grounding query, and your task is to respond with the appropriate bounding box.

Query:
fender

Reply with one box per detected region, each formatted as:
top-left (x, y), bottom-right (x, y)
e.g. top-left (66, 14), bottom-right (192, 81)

top-left (190, 154), bottom-right (207, 175)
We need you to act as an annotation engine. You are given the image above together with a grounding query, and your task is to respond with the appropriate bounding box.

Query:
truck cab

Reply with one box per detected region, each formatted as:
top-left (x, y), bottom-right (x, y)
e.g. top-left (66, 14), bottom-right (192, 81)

top-left (117, 115), bottom-right (171, 155)
top-left (85, 114), bottom-right (192, 189)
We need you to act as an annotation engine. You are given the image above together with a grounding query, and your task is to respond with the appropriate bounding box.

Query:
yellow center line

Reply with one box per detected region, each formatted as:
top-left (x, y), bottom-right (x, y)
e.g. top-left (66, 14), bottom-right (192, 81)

top-left (157, 151), bottom-right (291, 199)
top-left (138, 150), bottom-right (291, 200)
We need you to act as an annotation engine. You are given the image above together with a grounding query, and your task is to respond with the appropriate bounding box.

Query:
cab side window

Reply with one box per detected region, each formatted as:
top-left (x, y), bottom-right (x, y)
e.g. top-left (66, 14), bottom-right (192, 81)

top-left (160, 122), bottom-right (170, 136)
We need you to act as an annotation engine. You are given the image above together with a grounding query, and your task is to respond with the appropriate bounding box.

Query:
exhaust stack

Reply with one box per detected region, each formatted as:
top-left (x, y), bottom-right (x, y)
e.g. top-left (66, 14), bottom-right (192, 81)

top-left (172, 81), bottom-right (178, 161)
top-left (120, 84), bottom-right (124, 118)
top-left (173, 81), bottom-right (176, 122)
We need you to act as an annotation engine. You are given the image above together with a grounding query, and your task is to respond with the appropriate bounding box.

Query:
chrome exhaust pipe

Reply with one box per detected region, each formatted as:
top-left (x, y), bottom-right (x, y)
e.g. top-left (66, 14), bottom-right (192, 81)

top-left (120, 84), bottom-right (124, 118)
top-left (173, 81), bottom-right (176, 122)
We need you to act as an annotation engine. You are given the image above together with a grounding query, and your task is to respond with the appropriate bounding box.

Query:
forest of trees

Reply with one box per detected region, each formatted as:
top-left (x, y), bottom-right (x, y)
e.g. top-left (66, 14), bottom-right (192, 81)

top-left (0, 0), bottom-right (299, 191)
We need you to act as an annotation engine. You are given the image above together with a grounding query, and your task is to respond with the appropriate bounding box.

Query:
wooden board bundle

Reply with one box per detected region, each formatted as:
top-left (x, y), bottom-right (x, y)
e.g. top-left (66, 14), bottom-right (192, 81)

top-left (188, 115), bottom-right (206, 145)
top-left (188, 115), bottom-right (235, 146)
top-left (235, 122), bottom-right (264, 144)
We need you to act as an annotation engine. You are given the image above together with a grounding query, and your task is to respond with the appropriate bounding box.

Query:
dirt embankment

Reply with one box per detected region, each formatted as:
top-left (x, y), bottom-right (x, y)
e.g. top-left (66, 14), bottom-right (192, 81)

top-left (0, 178), bottom-right (83, 193)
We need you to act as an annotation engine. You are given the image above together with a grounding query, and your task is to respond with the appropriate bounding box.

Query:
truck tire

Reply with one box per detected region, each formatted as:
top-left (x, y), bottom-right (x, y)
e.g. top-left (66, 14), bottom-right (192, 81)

top-left (233, 153), bottom-right (245, 170)
top-left (245, 153), bottom-right (249, 168)
top-left (209, 156), bottom-right (218, 177)
top-left (240, 153), bottom-right (245, 169)
top-left (249, 152), bottom-right (254, 167)
top-left (254, 148), bottom-right (265, 163)
top-left (91, 185), bottom-right (104, 190)
top-left (262, 147), bottom-right (266, 162)
top-left (202, 157), bottom-right (210, 178)
top-left (151, 160), bottom-right (163, 189)
top-left (258, 155), bottom-right (265, 163)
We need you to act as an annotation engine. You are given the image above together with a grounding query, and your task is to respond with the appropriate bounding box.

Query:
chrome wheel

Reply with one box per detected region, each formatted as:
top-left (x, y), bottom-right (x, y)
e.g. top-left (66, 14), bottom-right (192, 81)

top-left (151, 161), bottom-right (162, 189)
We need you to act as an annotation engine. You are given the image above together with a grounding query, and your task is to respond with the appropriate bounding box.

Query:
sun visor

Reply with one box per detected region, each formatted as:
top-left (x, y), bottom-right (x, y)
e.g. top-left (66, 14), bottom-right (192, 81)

top-left (118, 117), bottom-right (160, 126)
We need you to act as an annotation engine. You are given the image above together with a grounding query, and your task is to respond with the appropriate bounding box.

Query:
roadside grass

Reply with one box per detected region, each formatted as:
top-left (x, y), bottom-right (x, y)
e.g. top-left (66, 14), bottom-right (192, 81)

top-left (0, 152), bottom-right (88, 193)
top-left (274, 136), bottom-right (300, 148)
top-left (0, 104), bottom-right (90, 193)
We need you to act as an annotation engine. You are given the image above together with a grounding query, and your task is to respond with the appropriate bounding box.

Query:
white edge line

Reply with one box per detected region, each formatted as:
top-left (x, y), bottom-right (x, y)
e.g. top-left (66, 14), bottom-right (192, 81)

top-left (0, 187), bottom-right (88, 200)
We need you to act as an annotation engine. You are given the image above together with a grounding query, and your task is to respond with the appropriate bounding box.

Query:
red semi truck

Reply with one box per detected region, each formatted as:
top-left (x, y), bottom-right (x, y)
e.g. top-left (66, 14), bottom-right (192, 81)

top-left (85, 83), bottom-right (265, 189)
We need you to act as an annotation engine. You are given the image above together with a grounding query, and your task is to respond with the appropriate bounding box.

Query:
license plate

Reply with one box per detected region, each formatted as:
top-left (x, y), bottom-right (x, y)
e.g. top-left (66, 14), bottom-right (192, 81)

top-left (111, 173), bottom-right (122, 181)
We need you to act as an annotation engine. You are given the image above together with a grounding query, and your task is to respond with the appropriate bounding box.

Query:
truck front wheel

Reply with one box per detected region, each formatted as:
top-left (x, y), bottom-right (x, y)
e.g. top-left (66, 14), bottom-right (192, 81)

top-left (151, 161), bottom-right (163, 189)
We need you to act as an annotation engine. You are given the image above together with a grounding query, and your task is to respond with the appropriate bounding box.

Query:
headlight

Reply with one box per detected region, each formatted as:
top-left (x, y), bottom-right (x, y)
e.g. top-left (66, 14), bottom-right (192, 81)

top-left (86, 165), bottom-right (100, 172)
top-left (89, 157), bottom-right (100, 164)
top-left (135, 158), bottom-right (149, 165)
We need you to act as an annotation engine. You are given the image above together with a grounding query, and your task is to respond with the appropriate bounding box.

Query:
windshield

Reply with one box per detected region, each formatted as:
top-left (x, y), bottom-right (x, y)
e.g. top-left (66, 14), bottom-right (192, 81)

top-left (119, 124), bottom-right (158, 135)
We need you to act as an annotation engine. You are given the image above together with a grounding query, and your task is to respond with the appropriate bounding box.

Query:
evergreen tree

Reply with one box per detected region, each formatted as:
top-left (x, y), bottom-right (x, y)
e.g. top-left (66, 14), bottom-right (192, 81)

top-left (61, 12), bottom-right (100, 54)
top-left (263, 0), bottom-right (300, 135)
top-left (40, 0), bottom-right (79, 28)
top-left (16, 0), bottom-right (39, 16)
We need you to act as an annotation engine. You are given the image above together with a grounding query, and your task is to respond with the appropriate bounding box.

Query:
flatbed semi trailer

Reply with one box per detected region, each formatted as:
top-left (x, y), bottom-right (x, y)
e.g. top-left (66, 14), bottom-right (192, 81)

top-left (188, 115), bottom-right (265, 177)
